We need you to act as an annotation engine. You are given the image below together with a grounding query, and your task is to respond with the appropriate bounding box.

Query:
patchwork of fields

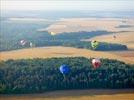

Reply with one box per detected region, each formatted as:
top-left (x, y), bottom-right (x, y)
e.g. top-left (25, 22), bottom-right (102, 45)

top-left (0, 17), bottom-right (134, 99)
top-left (1, 18), bottom-right (134, 64)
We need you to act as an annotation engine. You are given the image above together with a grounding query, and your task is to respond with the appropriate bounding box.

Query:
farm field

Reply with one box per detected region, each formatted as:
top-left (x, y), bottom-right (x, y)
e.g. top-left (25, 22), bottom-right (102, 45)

top-left (41, 18), bottom-right (134, 33)
top-left (1, 89), bottom-right (134, 100)
top-left (0, 46), bottom-right (134, 64)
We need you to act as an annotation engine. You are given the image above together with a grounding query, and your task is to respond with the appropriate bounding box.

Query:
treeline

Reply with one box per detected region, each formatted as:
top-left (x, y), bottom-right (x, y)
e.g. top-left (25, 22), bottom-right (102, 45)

top-left (0, 57), bottom-right (134, 94)
top-left (61, 41), bottom-right (127, 51)
top-left (95, 42), bottom-right (127, 51)
top-left (0, 31), bottom-right (110, 51)
top-left (0, 30), bottom-right (127, 51)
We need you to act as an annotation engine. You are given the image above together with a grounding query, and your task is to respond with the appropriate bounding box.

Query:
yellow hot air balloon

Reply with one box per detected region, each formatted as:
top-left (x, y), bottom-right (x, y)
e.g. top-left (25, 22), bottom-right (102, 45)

top-left (91, 40), bottom-right (99, 50)
top-left (50, 32), bottom-right (56, 36)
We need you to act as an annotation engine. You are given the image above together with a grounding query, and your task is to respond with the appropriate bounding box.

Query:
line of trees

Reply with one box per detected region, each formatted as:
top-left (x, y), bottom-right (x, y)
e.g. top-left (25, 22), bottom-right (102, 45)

top-left (0, 57), bottom-right (134, 94)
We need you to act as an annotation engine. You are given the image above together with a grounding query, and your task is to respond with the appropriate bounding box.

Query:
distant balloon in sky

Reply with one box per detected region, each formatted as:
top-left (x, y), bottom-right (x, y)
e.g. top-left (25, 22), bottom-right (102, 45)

top-left (20, 40), bottom-right (27, 46)
top-left (92, 58), bottom-right (101, 69)
top-left (113, 35), bottom-right (116, 39)
top-left (91, 40), bottom-right (99, 50)
top-left (30, 42), bottom-right (33, 47)
top-left (59, 64), bottom-right (70, 74)
top-left (50, 32), bottom-right (56, 36)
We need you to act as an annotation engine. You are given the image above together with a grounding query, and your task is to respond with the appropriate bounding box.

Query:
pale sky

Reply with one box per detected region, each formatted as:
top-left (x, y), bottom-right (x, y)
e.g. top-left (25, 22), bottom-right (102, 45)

top-left (1, 0), bottom-right (134, 11)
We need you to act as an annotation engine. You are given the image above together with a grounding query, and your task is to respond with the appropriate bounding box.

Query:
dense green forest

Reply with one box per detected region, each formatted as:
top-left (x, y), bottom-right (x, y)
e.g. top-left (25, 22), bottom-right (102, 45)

top-left (0, 30), bottom-right (127, 51)
top-left (0, 57), bottom-right (134, 94)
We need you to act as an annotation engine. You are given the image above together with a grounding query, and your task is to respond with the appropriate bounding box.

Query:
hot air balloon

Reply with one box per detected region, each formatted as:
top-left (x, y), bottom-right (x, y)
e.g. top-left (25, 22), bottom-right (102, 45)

top-left (50, 32), bottom-right (56, 36)
top-left (20, 40), bottom-right (27, 46)
top-left (113, 35), bottom-right (116, 39)
top-left (30, 42), bottom-right (33, 47)
top-left (59, 64), bottom-right (70, 74)
top-left (49, 31), bottom-right (56, 41)
top-left (91, 40), bottom-right (99, 50)
top-left (92, 58), bottom-right (101, 69)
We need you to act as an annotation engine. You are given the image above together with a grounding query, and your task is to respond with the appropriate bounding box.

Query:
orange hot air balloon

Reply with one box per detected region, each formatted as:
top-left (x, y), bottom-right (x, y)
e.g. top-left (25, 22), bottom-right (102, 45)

top-left (92, 58), bottom-right (101, 69)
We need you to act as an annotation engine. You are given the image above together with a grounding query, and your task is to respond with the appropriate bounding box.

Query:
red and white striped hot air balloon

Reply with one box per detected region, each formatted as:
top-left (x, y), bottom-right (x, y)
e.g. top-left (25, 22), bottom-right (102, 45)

top-left (92, 58), bottom-right (101, 69)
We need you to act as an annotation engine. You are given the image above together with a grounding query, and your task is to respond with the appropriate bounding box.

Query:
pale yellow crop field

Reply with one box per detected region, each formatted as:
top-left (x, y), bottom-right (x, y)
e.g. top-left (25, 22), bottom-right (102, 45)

top-left (0, 46), bottom-right (134, 64)
top-left (1, 89), bottom-right (134, 100)
top-left (39, 18), bottom-right (134, 33)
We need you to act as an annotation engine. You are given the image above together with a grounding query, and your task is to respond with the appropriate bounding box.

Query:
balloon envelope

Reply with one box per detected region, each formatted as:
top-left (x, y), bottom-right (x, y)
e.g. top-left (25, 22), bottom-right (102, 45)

top-left (91, 40), bottom-right (99, 49)
top-left (50, 32), bottom-right (56, 36)
top-left (113, 35), bottom-right (116, 39)
top-left (59, 64), bottom-right (70, 74)
top-left (92, 58), bottom-right (101, 69)
top-left (30, 42), bottom-right (33, 47)
top-left (20, 40), bottom-right (27, 46)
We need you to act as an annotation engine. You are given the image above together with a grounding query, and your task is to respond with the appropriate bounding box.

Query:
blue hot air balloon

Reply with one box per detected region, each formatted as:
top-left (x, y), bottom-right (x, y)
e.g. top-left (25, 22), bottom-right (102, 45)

top-left (59, 64), bottom-right (70, 74)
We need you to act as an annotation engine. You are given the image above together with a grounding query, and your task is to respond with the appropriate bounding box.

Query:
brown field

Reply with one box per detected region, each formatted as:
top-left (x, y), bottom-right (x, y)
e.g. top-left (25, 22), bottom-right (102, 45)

top-left (1, 89), bottom-right (134, 100)
top-left (0, 46), bottom-right (134, 64)
top-left (39, 18), bottom-right (134, 33)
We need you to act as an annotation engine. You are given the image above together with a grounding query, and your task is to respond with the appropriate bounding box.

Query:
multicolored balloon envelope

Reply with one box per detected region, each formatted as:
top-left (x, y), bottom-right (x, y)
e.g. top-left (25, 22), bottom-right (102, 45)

top-left (91, 40), bottom-right (99, 50)
top-left (92, 58), bottom-right (101, 69)
top-left (20, 40), bottom-right (27, 46)
top-left (59, 64), bottom-right (70, 74)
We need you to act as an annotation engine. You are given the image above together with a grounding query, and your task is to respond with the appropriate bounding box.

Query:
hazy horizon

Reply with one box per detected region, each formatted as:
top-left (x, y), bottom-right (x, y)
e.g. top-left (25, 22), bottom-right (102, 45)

top-left (1, 0), bottom-right (134, 12)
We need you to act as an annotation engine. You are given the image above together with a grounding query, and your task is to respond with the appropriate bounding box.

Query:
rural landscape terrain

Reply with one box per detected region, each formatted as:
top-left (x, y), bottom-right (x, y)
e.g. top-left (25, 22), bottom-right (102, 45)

top-left (0, 18), bottom-right (134, 64)
top-left (0, 0), bottom-right (134, 100)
